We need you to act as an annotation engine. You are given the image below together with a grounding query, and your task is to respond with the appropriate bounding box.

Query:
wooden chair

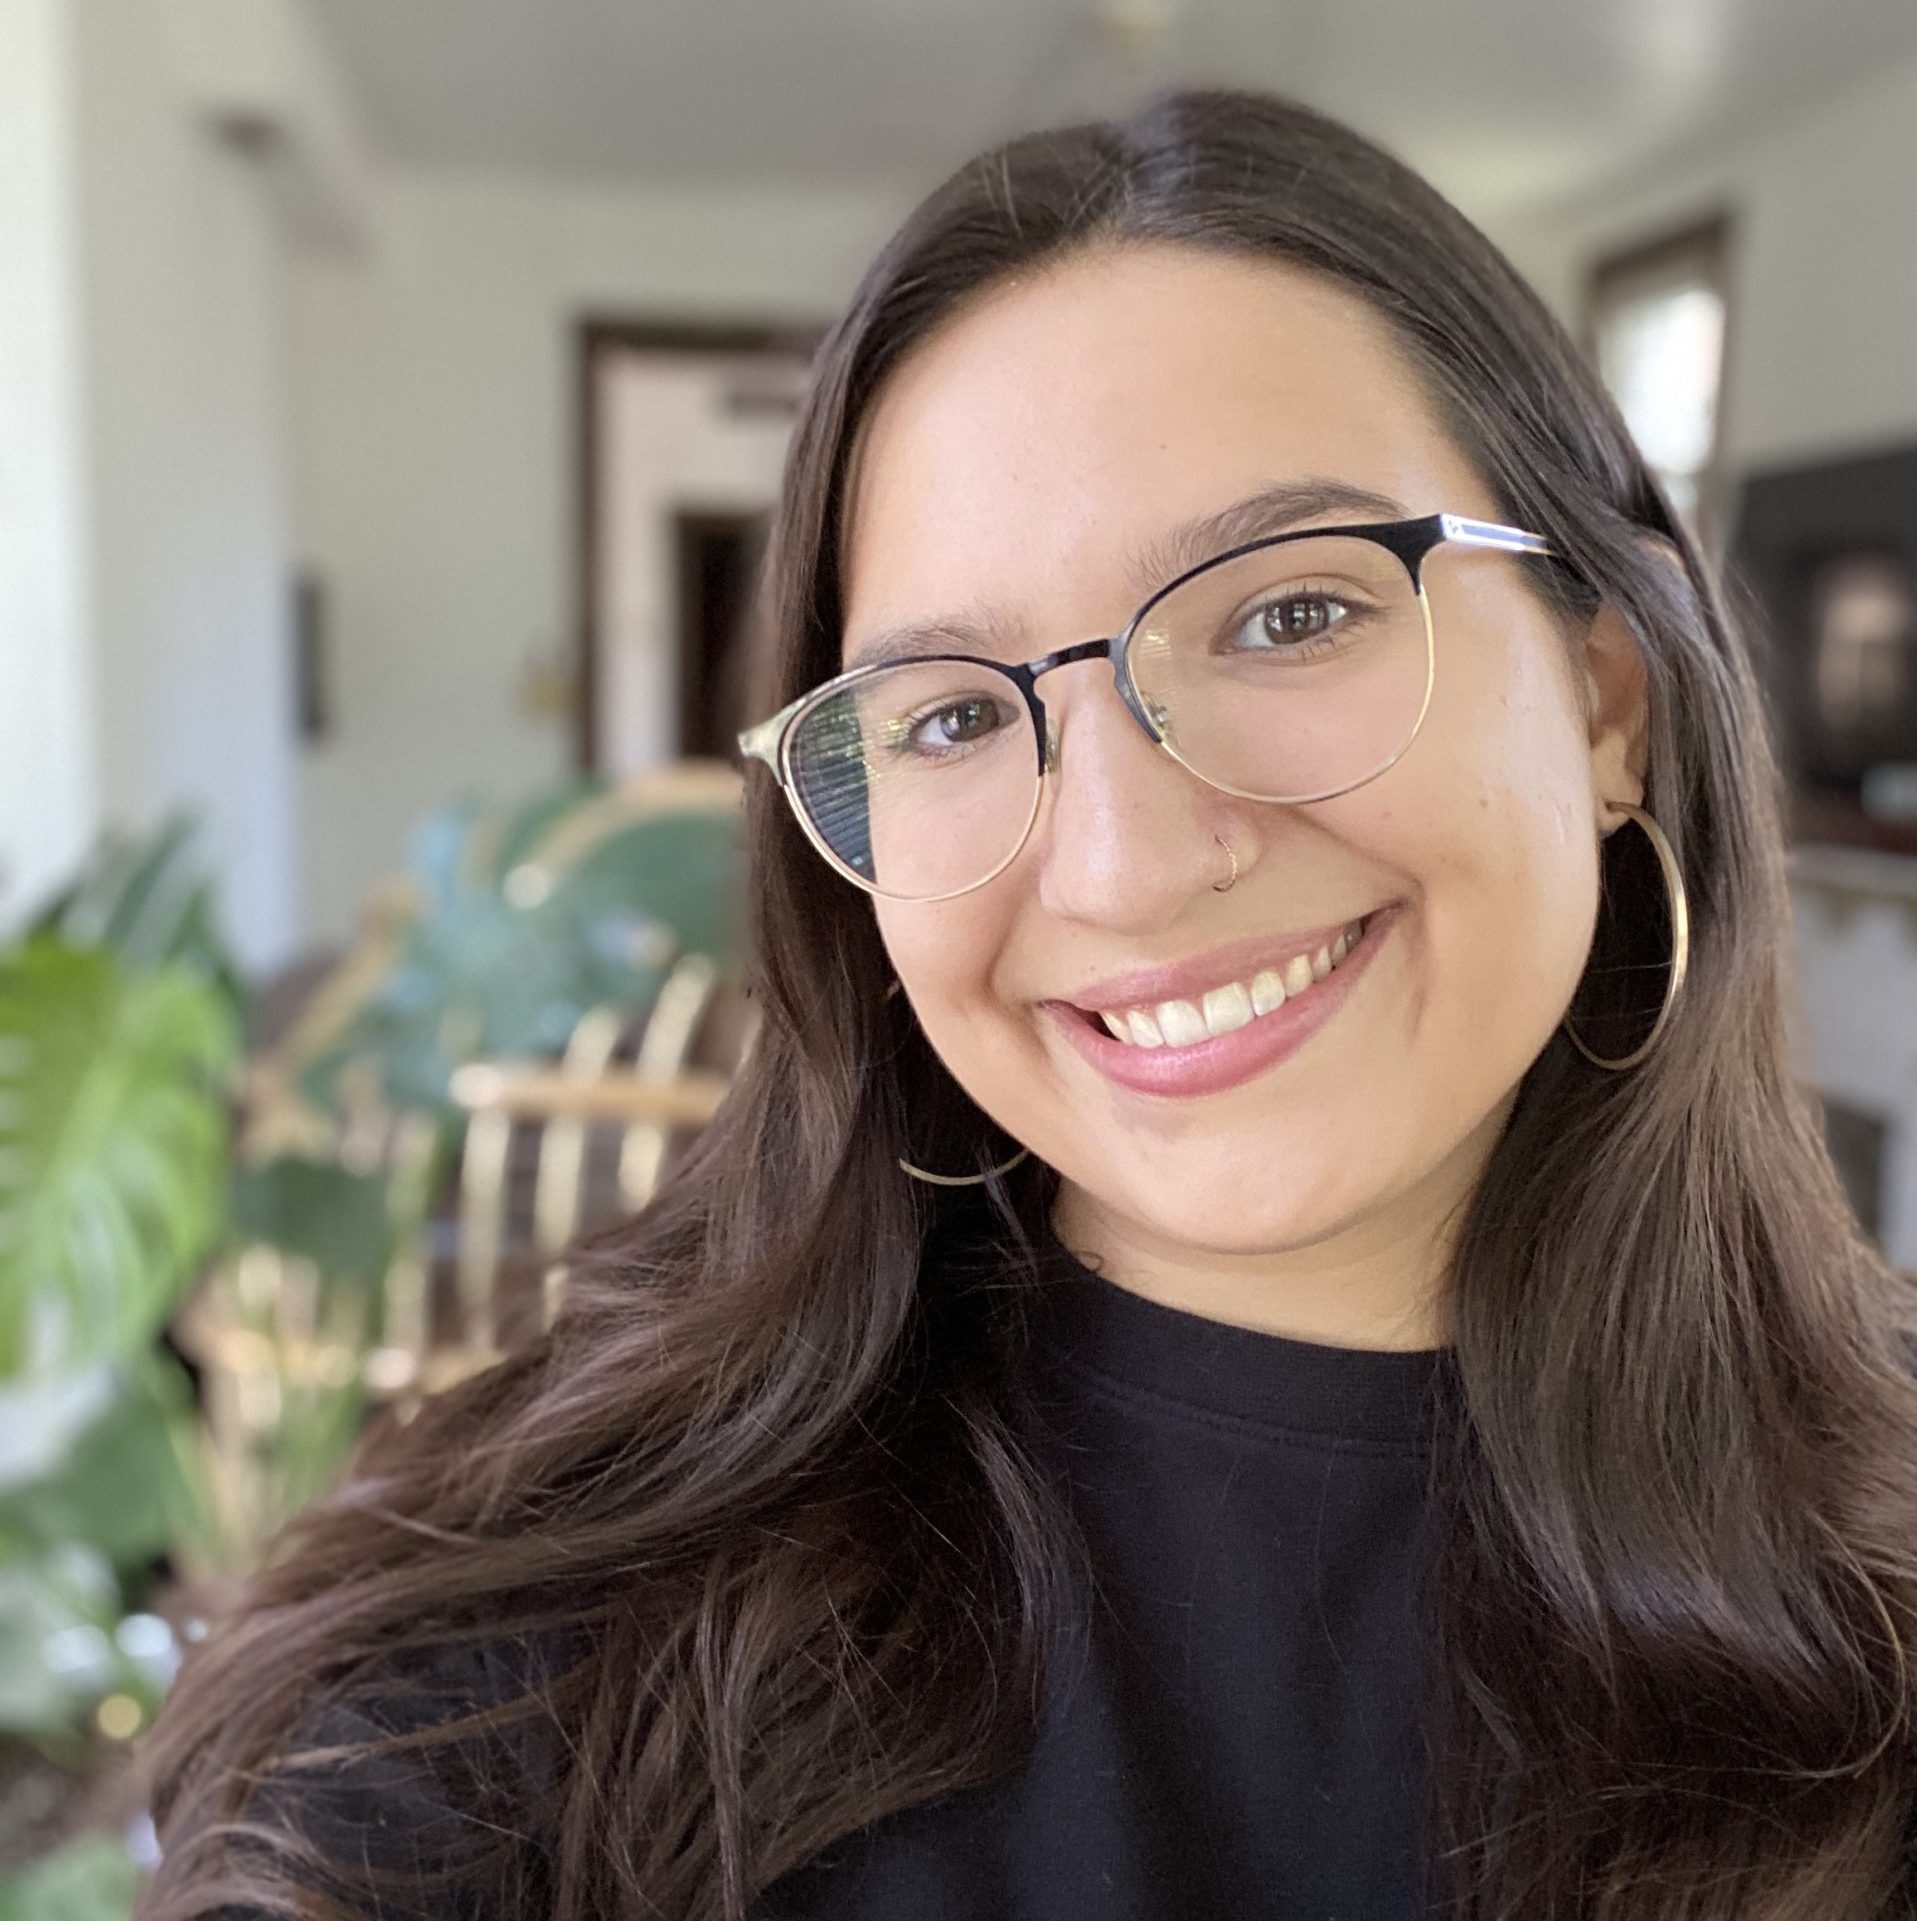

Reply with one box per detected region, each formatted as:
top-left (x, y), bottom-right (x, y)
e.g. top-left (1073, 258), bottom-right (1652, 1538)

top-left (441, 950), bottom-right (748, 1370)
top-left (174, 762), bottom-right (750, 1561)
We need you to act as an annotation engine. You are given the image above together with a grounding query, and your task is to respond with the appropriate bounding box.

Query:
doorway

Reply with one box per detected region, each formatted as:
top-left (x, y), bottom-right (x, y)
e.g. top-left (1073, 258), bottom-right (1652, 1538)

top-left (577, 318), bottom-right (823, 777)
top-left (672, 509), bottom-right (768, 761)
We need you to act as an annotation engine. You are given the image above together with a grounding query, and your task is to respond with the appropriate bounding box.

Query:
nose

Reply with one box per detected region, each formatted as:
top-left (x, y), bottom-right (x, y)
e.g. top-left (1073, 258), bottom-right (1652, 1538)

top-left (1031, 665), bottom-right (1245, 932)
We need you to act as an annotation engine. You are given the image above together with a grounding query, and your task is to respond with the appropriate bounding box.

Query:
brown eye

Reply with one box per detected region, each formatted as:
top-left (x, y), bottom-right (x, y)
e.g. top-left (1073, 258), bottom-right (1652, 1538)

top-left (905, 695), bottom-right (1013, 753)
top-left (1256, 593), bottom-right (1347, 643)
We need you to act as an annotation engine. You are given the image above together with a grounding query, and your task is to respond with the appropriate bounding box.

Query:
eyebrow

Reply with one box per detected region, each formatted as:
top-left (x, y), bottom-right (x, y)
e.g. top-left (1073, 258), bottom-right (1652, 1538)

top-left (842, 476), bottom-right (1409, 673)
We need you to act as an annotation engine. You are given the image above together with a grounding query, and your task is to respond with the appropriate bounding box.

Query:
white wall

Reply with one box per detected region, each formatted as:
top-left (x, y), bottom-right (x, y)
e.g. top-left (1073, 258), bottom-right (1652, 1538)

top-left (287, 169), bottom-right (912, 943)
top-left (1495, 54), bottom-right (1917, 1265)
top-left (1498, 52), bottom-right (1917, 480)
top-left (0, 0), bottom-right (96, 928)
top-left (0, 0), bottom-right (363, 973)
top-left (67, 0), bottom-right (303, 974)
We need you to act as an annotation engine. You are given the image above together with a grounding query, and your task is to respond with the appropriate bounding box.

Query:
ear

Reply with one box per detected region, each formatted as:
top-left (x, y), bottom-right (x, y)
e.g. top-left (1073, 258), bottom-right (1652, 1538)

top-left (1580, 532), bottom-right (1681, 830)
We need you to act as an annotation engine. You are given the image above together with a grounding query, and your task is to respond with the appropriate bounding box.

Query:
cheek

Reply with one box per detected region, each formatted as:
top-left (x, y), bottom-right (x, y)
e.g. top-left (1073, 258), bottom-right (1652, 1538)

top-left (877, 890), bottom-right (1062, 1145)
top-left (876, 897), bottom-right (1014, 1039)
top-left (1399, 618), bottom-right (1599, 1053)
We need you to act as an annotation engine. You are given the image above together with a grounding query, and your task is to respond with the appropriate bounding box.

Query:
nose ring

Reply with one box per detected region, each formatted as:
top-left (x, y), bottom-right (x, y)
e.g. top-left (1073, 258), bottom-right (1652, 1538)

top-left (1212, 834), bottom-right (1239, 893)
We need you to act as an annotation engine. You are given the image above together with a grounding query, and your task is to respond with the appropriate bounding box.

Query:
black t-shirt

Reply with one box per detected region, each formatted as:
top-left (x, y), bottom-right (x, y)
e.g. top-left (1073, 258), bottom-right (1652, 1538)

top-left (207, 1241), bottom-right (1460, 1920)
top-left (756, 1246), bottom-right (1457, 1920)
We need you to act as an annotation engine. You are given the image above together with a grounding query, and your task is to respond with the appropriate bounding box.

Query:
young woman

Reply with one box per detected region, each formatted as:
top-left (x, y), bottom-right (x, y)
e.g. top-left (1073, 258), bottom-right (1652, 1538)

top-left (138, 87), bottom-right (1917, 1921)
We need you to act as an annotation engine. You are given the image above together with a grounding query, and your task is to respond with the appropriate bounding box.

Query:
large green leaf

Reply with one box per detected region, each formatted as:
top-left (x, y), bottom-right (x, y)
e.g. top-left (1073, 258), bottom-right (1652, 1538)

top-left (0, 1829), bottom-right (140, 1921)
top-left (492, 773), bottom-right (611, 874)
top-left (0, 942), bottom-right (238, 1379)
top-left (0, 1352), bottom-right (208, 1571)
top-left (0, 1541), bottom-right (120, 1736)
top-left (30, 809), bottom-right (241, 1001)
top-left (229, 1155), bottom-right (395, 1286)
top-left (297, 779), bottom-right (742, 1117)
top-left (556, 810), bottom-right (745, 965)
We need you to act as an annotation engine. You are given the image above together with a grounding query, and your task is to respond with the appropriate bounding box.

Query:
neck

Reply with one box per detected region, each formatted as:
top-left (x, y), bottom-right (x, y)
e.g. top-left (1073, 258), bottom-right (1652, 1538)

top-left (1048, 1099), bottom-right (1512, 1353)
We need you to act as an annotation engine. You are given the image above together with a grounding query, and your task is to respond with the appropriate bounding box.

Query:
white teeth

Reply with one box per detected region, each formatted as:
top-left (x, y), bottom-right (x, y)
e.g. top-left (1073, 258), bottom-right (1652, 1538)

top-left (1156, 999), bottom-right (1209, 1047)
top-left (1126, 1008), bottom-right (1165, 1048)
top-left (1200, 980), bottom-right (1254, 1037)
top-left (1090, 912), bottom-right (1377, 1049)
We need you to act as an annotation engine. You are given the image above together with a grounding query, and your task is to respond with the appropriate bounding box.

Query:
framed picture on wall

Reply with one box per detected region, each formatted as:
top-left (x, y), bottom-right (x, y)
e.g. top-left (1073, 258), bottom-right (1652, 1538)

top-left (1729, 443), bottom-right (1917, 854)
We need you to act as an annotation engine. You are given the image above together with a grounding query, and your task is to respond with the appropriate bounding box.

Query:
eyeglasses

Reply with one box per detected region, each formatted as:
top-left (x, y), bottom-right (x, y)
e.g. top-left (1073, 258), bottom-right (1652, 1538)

top-left (738, 511), bottom-right (1563, 902)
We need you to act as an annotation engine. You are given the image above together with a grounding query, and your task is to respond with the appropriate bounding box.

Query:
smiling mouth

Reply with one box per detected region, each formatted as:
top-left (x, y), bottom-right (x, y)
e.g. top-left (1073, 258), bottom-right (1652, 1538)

top-left (1061, 910), bottom-right (1381, 1049)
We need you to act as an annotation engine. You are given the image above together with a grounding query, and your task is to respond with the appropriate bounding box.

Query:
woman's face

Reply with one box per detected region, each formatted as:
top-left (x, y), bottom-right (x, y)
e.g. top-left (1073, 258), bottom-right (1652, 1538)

top-left (836, 243), bottom-right (1646, 1295)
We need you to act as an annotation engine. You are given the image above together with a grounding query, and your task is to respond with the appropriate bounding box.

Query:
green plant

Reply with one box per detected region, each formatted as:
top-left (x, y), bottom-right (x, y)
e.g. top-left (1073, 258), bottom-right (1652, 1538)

top-left (299, 776), bottom-right (745, 1119)
top-left (0, 781), bottom-right (747, 1909)
top-left (0, 1829), bottom-right (141, 1921)
top-left (0, 822), bottom-right (241, 1906)
top-left (0, 938), bottom-right (234, 1753)
top-left (0, 941), bottom-right (238, 1378)
top-left (227, 1153), bottom-right (398, 1295)
top-left (29, 810), bottom-right (240, 1000)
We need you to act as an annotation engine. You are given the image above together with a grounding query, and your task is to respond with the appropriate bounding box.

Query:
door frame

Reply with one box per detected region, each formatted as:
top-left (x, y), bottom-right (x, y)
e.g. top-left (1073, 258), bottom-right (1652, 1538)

top-left (574, 316), bottom-right (825, 772)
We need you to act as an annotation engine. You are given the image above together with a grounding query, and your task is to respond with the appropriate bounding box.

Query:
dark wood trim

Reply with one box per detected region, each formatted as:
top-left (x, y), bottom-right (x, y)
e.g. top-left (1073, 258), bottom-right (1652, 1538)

top-left (1579, 210), bottom-right (1737, 553)
top-left (575, 328), bottom-right (604, 771)
top-left (1581, 214), bottom-right (1733, 323)
top-left (574, 315), bottom-right (827, 771)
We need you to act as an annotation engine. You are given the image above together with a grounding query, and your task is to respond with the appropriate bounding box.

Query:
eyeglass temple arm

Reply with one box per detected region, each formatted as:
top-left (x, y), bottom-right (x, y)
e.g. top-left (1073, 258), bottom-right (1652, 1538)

top-left (737, 703), bottom-right (800, 775)
top-left (1437, 513), bottom-right (1559, 561)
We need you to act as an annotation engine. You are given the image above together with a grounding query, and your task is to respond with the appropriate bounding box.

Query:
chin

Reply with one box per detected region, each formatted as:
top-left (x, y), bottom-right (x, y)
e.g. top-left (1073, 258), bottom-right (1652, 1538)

top-left (1081, 1142), bottom-right (1367, 1255)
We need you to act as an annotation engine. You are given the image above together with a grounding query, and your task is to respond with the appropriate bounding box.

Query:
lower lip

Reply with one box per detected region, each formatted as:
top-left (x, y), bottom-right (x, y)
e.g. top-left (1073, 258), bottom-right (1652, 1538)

top-left (1041, 903), bottom-right (1402, 1101)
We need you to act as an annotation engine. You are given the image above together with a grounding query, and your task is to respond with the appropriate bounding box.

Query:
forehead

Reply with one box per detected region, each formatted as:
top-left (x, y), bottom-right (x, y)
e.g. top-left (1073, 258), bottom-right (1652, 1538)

top-left (837, 243), bottom-right (1481, 666)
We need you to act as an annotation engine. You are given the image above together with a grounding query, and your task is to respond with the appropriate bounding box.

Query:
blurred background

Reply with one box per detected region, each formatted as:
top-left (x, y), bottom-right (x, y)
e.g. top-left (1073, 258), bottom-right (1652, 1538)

top-left (3, 0), bottom-right (1916, 1909)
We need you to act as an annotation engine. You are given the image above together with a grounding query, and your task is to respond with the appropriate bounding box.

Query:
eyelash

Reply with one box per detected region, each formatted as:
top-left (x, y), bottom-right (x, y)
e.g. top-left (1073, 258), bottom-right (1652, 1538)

top-left (1221, 585), bottom-right (1376, 657)
top-left (890, 693), bottom-right (1019, 759)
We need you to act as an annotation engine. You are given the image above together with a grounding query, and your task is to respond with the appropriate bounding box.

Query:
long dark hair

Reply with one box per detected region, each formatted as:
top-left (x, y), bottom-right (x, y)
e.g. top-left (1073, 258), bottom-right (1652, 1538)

top-left (138, 87), bottom-right (1917, 1920)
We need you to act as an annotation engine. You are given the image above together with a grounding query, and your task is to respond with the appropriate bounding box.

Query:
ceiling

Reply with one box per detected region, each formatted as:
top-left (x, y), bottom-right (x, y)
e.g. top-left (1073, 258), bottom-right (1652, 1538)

top-left (302, 0), bottom-right (1917, 219)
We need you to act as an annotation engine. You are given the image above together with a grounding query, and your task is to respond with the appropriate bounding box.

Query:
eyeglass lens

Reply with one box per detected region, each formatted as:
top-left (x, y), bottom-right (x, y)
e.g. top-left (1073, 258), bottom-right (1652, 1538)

top-left (790, 535), bottom-right (1430, 900)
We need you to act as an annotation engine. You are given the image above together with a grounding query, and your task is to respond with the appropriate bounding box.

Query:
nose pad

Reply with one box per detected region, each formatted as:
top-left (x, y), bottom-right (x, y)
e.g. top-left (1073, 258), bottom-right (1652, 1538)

top-left (1044, 719), bottom-right (1061, 774)
top-left (1119, 671), bottom-right (1175, 747)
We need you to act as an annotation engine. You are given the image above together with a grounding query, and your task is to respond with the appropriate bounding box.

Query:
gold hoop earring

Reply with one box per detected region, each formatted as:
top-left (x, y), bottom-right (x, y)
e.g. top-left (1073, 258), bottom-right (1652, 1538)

top-left (1561, 802), bottom-right (1690, 1072)
top-left (899, 1145), bottom-right (1032, 1187)
top-left (1212, 833), bottom-right (1239, 893)
top-left (884, 979), bottom-right (1033, 1187)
